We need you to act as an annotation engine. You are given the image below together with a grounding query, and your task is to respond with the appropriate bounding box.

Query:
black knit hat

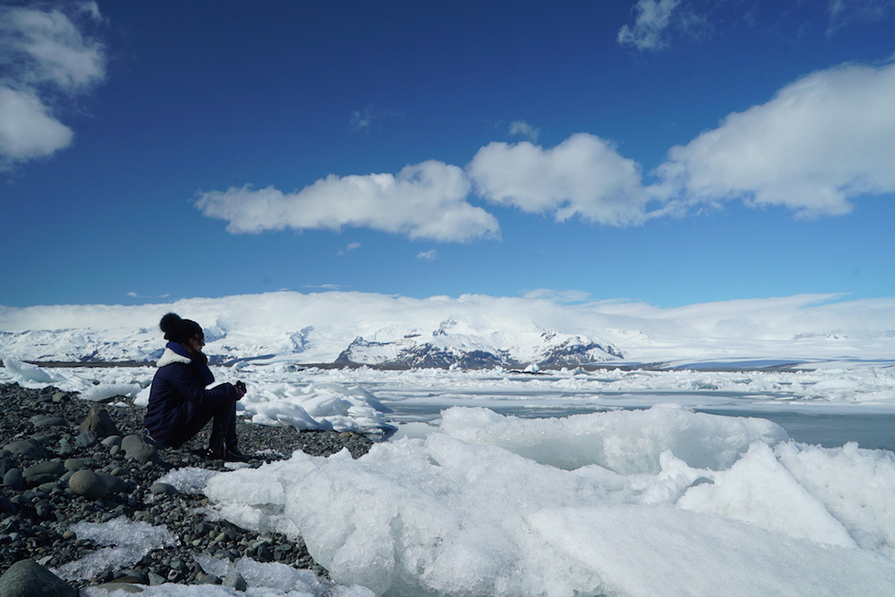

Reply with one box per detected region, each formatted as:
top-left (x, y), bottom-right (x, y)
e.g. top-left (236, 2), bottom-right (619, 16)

top-left (159, 312), bottom-right (204, 344)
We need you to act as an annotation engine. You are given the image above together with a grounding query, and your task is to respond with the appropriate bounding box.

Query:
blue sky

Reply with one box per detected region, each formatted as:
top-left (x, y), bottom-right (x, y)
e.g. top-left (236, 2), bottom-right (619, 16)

top-left (1, 0), bottom-right (894, 309)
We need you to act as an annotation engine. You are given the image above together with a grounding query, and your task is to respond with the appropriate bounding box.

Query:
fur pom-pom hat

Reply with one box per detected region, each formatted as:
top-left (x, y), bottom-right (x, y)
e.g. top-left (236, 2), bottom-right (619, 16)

top-left (159, 312), bottom-right (204, 344)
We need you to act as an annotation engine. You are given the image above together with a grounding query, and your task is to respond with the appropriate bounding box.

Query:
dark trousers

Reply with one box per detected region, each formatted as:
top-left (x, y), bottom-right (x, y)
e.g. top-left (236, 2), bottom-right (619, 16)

top-left (163, 395), bottom-right (237, 449)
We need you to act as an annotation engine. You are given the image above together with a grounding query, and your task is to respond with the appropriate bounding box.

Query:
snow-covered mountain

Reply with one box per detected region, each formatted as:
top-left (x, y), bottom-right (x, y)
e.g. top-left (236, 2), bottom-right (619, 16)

top-left (335, 318), bottom-right (623, 368)
top-left (0, 291), bottom-right (893, 366)
top-left (0, 293), bottom-right (626, 368)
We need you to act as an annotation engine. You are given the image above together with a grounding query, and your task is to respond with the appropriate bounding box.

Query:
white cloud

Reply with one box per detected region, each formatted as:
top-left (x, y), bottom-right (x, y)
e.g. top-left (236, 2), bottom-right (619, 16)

top-left (468, 133), bottom-right (651, 226)
top-left (416, 250), bottom-right (437, 261)
top-left (508, 120), bottom-right (540, 143)
top-left (0, 2), bottom-right (105, 168)
top-left (338, 242), bottom-right (361, 255)
top-left (617, 0), bottom-right (681, 50)
top-left (196, 160), bottom-right (501, 243)
top-left (0, 87), bottom-right (73, 162)
top-left (200, 57), bottom-right (895, 239)
top-left (655, 59), bottom-right (895, 218)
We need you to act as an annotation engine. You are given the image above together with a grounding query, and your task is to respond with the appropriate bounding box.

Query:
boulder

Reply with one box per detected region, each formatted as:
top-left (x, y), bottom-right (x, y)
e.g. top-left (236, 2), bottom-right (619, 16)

top-left (0, 559), bottom-right (77, 597)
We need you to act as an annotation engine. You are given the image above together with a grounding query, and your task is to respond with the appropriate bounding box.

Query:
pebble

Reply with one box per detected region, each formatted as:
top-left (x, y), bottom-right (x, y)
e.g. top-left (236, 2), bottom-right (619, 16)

top-left (0, 380), bottom-right (375, 592)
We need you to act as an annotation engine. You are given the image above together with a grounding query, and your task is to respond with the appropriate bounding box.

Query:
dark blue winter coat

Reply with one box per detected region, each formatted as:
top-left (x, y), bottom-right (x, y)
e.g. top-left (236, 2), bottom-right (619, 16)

top-left (144, 342), bottom-right (237, 446)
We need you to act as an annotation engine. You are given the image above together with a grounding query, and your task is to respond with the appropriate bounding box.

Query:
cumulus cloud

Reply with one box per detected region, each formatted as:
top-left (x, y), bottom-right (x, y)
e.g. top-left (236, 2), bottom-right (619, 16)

top-left (468, 133), bottom-right (651, 226)
top-left (0, 1), bottom-right (105, 169)
top-left (196, 160), bottom-right (501, 243)
top-left (617, 0), bottom-right (682, 50)
top-left (655, 59), bottom-right (895, 218)
top-left (200, 58), bottom-right (895, 239)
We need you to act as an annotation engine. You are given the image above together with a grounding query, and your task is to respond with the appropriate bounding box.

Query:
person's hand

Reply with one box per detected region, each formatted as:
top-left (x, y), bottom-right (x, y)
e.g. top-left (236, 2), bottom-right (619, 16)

top-left (235, 380), bottom-right (247, 400)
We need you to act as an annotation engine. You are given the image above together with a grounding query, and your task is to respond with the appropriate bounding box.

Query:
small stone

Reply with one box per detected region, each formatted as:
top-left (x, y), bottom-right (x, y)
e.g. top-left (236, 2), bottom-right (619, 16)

top-left (195, 572), bottom-right (222, 585)
top-left (149, 482), bottom-right (177, 495)
top-left (23, 461), bottom-right (65, 481)
top-left (101, 435), bottom-right (123, 447)
top-left (223, 571), bottom-right (248, 591)
top-left (3, 468), bottom-right (23, 490)
top-left (0, 559), bottom-right (77, 597)
top-left (28, 415), bottom-right (69, 428)
top-left (80, 406), bottom-right (121, 438)
top-left (147, 572), bottom-right (166, 586)
top-left (96, 471), bottom-right (129, 494)
top-left (2, 439), bottom-right (44, 458)
top-left (63, 457), bottom-right (95, 471)
top-left (74, 430), bottom-right (98, 448)
top-left (121, 434), bottom-right (158, 463)
top-left (67, 469), bottom-right (108, 500)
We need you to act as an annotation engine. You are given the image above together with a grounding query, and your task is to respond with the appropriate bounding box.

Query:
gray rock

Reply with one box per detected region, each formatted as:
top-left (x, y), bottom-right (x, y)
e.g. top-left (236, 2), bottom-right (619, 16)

top-left (3, 468), bottom-right (22, 490)
top-left (121, 434), bottom-right (158, 463)
top-left (74, 430), bottom-right (98, 449)
top-left (28, 415), bottom-right (69, 428)
top-left (147, 572), bottom-right (166, 586)
top-left (63, 457), bottom-right (95, 471)
top-left (80, 406), bottom-right (121, 438)
top-left (0, 459), bottom-right (14, 476)
top-left (2, 440), bottom-right (44, 458)
top-left (149, 482), bottom-right (177, 495)
top-left (223, 571), bottom-right (248, 591)
top-left (96, 471), bottom-right (130, 494)
top-left (23, 461), bottom-right (65, 482)
top-left (89, 582), bottom-right (143, 593)
top-left (67, 469), bottom-right (107, 500)
top-left (101, 435), bottom-right (123, 447)
top-left (0, 559), bottom-right (77, 597)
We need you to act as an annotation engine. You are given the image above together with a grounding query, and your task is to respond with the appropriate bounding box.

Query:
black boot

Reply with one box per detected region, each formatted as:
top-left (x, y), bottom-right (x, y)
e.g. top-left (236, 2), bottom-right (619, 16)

top-left (225, 440), bottom-right (249, 462)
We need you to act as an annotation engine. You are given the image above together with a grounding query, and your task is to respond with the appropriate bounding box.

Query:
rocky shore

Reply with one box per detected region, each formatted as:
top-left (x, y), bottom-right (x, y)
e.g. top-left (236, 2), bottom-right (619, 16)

top-left (0, 382), bottom-right (375, 595)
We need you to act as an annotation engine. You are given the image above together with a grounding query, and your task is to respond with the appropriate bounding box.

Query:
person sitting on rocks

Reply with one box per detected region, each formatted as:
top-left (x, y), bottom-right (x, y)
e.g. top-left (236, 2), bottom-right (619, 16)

top-left (144, 312), bottom-right (248, 462)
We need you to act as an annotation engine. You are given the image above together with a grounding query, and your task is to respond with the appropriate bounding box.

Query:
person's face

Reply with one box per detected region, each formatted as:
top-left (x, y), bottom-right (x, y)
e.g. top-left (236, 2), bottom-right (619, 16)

top-left (187, 333), bottom-right (205, 353)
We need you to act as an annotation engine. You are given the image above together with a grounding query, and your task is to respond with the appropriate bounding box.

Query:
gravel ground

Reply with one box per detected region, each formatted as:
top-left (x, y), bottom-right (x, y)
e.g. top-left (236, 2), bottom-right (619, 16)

top-left (0, 382), bottom-right (375, 590)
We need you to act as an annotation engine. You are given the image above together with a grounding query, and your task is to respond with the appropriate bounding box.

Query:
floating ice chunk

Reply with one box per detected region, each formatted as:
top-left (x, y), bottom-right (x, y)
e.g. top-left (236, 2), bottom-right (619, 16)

top-left (79, 382), bottom-right (142, 402)
top-left (439, 404), bottom-right (789, 473)
top-left (2, 357), bottom-right (57, 384)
